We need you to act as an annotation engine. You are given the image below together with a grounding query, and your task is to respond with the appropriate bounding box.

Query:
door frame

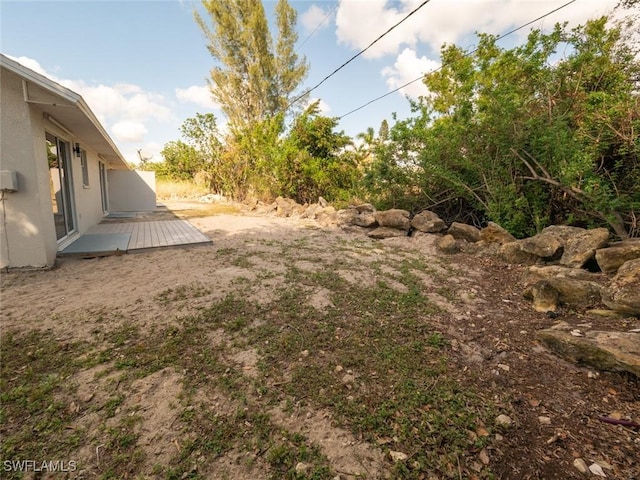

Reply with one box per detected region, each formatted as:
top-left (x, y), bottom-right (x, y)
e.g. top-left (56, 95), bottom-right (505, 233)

top-left (46, 131), bottom-right (77, 242)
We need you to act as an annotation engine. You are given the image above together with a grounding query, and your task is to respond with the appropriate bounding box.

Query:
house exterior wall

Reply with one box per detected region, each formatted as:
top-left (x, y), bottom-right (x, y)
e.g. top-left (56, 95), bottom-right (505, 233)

top-left (68, 146), bottom-right (108, 234)
top-left (0, 68), bottom-right (56, 268)
top-left (107, 170), bottom-right (156, 212)
top-left (1, 67), bottom-right (122, 268)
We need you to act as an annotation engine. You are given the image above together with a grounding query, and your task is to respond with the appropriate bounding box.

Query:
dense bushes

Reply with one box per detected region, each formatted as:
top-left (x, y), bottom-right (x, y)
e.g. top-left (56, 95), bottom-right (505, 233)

top-left (364, 18), bottom-right (639, 238)
top-left (147, 17), bottom-right (638, 239)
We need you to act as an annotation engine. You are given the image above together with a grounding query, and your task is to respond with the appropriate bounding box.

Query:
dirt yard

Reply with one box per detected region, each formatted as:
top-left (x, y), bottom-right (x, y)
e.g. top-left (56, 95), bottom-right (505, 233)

top-left (1, 200), bottom-right (638, 480)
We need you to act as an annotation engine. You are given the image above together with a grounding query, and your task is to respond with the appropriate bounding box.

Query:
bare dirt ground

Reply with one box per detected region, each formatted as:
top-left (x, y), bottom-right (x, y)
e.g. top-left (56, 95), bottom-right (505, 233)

top-left (1, 200), bottom-right (638, 480)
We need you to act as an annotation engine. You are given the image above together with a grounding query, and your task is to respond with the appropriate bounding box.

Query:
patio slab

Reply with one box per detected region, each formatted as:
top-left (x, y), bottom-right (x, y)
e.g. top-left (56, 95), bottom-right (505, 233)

top-left (60, 233), bottom-right (131, 256)
top-left (59, 219), bottom-right (211, 257)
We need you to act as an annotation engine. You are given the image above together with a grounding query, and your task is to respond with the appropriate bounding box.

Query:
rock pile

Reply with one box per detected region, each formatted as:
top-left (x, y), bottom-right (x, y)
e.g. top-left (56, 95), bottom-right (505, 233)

top-left (249, 196), bottom-right (640, 376)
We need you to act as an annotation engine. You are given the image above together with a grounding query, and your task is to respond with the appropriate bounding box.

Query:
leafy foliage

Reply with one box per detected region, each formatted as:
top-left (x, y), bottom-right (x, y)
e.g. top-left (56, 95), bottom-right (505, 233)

top-left (363, 18), bottom-right (639, 238)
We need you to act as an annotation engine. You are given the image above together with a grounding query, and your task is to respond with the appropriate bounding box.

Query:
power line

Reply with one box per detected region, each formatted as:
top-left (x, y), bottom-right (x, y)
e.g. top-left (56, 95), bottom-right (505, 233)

top-left (338, 0), bottom-right (578, 120)
top-left (288, 0), bottom-right (434, 108)
top-left (297, 1), bottom-right (340, 52)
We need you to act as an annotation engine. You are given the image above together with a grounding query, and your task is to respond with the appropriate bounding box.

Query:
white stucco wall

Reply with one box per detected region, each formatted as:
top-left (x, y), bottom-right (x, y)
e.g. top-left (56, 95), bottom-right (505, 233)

top-left (1, 66), bottom-right (124, 268)
top-left (0, 69), bottom-right (56, 268)
top-left (107, 170), bottom-right (156, 212)
top-left (69, 147), bottom-right (108, 235)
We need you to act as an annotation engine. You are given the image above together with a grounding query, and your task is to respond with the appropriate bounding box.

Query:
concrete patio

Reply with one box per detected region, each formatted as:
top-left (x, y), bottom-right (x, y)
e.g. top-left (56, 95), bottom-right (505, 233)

top-left (59, 216), bottom-right (211, 257)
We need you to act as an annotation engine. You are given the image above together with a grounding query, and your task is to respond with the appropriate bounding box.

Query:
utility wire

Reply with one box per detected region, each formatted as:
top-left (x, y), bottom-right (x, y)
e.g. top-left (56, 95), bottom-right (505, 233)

top-left (289, 0), bottom-right (434, 108)
top-left (338, 0), bottom-right (577, 120)
top-left (298, 1), bottom-right (340, 52)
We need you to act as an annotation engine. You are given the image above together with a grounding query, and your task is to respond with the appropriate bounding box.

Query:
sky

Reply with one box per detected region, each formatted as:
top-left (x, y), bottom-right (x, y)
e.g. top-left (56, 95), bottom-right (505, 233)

top-left (0, 0), bottom-right (627, 165)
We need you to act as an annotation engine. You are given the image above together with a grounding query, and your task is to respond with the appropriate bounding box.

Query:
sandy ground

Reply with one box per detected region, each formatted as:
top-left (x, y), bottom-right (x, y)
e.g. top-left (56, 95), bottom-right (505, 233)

top-left (1, 200), bottom-right (638, 479)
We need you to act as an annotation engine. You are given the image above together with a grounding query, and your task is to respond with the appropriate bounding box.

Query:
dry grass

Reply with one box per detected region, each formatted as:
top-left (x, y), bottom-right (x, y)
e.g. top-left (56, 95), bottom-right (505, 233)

top-left (156, 179), bottom-right (209, 200)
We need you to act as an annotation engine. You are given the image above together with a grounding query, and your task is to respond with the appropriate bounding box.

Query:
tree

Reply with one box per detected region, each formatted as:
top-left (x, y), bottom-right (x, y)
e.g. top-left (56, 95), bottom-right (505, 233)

top-left (361, 18), bottom-right (639, 237)
top-left (283, 101), bottom-right (355, 203)
top-left (195, 0), bottom-right (308, 131)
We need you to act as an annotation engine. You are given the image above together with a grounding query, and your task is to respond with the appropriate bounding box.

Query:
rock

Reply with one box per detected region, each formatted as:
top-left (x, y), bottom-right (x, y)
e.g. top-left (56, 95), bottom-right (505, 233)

top-left (596, 239), bottom-right (640, 274)
top-left (538, 416), bottom-right (551, 425)
top-left (352, 212), bottom-right (377, 228)
top-left (436, 234), bottom-right (459, 254)
top-left (573, 458), bottom-right (589, 474)
top-left (536, 329), bottom-right (640, 377)
top-left (353, 203), bottom-right (375, 213)
top-left (368, 227), bottom-right (408, 239)
top-left (448, 222), bottom-right (481, 243)
top-left (560, 228), bottom-right (610, 268)
top-left (495, 414), bottom-right (513, 428)
top-left (411, 211), bottom-right (446, 233)
top-left (498, 241), bottom-right (540, 265)
top-left (523, 266), bottom-right (602, 308)
top-left (480, 222), bottom-right (516, 245)
top-left (541, 225), bottom-right (585, 242)
top-left (301, 203), bottom-right (320, 219)
top-left (336, 208), bottom-right (359, 225)
top-left (523, 281), bottom-right (559, 313)
top-left (275, 196), bottom-right (303, 217)
top-left (374, 209), bottom-right (410, 230)
top-left (389, 451), bottom-right (408, 463)
top-left (520, 232), bottom-right (563, 259)
top-left (295, 462), bottom-right (310, 473)
top-left (315, 206), bottom-right (338, 227)
top-left (318, 196), bottom-right (329, 208)
top-left (602, 258), bottom-right (640, 315)
top-left (589, 463), bottom-right (607, 477)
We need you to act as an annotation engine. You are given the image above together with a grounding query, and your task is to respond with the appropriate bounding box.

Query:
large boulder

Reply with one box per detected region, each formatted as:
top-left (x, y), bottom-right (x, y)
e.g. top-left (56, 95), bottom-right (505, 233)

top-left (352, 212), bottom-right (377, 228)
top-left (480, 222), bottom-right (516, 245)
top-left (520, 232), bottom-right (563, 259)
top-left (374, 209), bottom-right (410, 231)
top-left (436, 234), bottom-right (460, 254)
top-left (336, 207), bottom-right (359, 225)
top-left (560, 228), bottom-right (610, 268)
top-left (353, 203), bottom-right (376, 214)
top-left (368, 227), bottom-right (408, 239)
top-left (602, 258), bottom-right (640, 315)
top-left (447, 222), bottom-right (480, 243)
top-left (315, 206), bottom-right (338, 227)
top-left (275, 196), bottom-right (304, 217)
top-left (411, 211), bottom-right (446, 233)
top-left (537, 329), bottom-right (640, 377)
top-left (541, 225), bottom-right (585, 243)
top-left (523, 281), bottom-right (560, 313)
top-left (595, 239), bottom-right (640, 274)
top-left (498, 241), bottom-right (540, 265)
top-left (523, 265), bottom-right (603, 308)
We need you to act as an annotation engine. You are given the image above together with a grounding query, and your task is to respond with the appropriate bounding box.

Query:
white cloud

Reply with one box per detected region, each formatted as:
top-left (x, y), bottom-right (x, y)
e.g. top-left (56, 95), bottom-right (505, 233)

top-left (175, 85), bottom-right (220, 110)
top-left (123, 142), bottom-right (163, 166)
top-left (301, 4), bottom-right (333, 34)
top-left (335, 0), bottom-right (620, 59)
top-left (7, 56), bottom-right (49, 76)
top-left (111, 121), bottom-right (148, 143)
top-left (381, 48), bottom-right (440, 98)
top-left (7, 55), bottom-right (173, 145)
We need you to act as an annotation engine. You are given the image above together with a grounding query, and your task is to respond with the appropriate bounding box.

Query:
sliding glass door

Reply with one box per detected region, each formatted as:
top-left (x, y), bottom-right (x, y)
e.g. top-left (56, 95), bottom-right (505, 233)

top-left (47, 132), bottom-right (76, 241)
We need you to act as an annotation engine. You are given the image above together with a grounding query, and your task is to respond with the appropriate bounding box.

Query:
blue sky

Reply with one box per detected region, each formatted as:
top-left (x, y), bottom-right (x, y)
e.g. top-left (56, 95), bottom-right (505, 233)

top-left (0, 0), bottom-right (624, 165)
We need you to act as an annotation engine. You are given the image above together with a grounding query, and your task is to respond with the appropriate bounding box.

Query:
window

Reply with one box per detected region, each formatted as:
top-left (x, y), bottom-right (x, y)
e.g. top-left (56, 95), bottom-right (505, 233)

top-left (80, 149), bottom-right (89, 187)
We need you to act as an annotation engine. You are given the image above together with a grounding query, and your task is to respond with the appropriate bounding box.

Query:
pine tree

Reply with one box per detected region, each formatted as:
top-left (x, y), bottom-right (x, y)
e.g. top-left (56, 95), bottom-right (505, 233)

top-left (195, 0), bottom-right (308, 131)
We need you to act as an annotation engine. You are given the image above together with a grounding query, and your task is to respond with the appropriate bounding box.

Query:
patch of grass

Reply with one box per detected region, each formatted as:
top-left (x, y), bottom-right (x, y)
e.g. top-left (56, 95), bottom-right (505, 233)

top-left (172, 203), bottom-right (240, 218)
top-left (0, 330), bottom-right (91, 472)
top-left (155, 281), bottom-right (211, 305)
top-left (156, 179), bottom-right (209, 200)
top-left (1, 235), bottom-right (500, 479)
